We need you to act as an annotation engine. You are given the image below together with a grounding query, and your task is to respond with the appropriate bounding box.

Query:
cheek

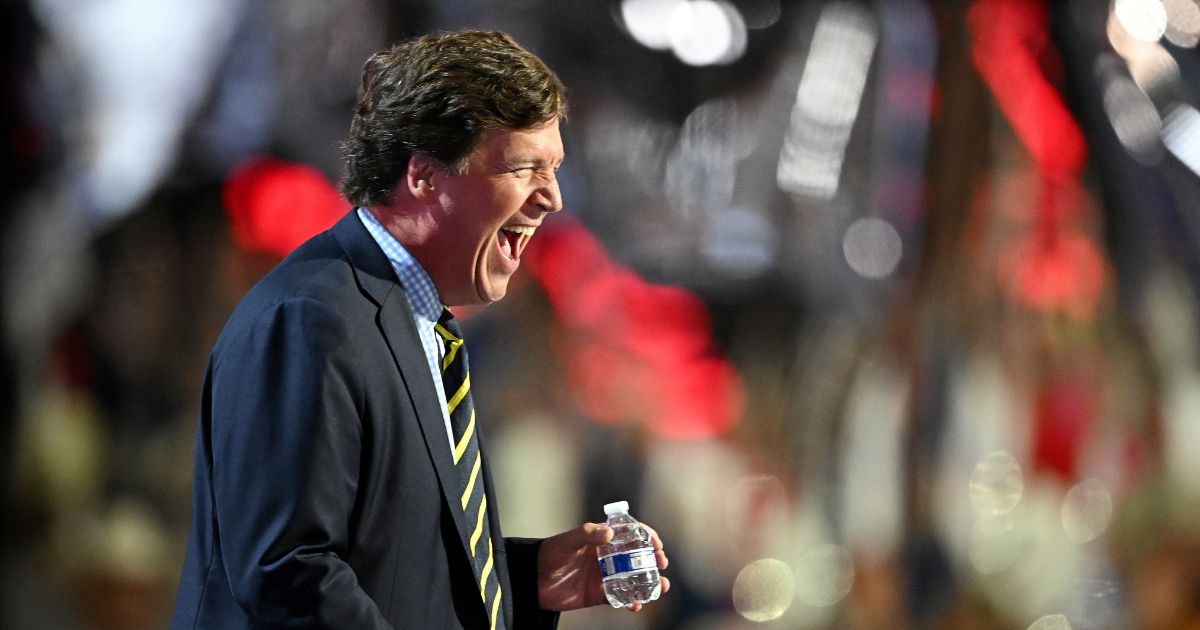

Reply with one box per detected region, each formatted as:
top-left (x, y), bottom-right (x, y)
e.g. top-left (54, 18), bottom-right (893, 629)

top-left (497, 185), bottom-right (529, 211)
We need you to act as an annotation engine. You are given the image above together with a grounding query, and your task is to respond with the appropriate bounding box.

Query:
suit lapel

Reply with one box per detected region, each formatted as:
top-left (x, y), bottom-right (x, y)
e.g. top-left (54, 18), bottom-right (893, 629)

top-left (331, 211), bottom-right (475, 560)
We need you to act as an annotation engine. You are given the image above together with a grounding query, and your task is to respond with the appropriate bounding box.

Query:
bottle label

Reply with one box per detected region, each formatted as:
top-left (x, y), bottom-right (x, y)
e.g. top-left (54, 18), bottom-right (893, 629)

top-left (598, 548), bottom-right (657, 578)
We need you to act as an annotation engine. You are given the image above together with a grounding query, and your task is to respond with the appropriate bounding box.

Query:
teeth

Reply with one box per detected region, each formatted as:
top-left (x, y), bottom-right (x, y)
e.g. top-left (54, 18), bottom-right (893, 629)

top-left (500, 225), bottom-right (536, 258)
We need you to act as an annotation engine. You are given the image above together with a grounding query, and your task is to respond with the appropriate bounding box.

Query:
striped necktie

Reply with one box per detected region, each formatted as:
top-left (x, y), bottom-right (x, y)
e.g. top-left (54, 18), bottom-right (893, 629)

top-left (436, 308), bottom-right (506, 630)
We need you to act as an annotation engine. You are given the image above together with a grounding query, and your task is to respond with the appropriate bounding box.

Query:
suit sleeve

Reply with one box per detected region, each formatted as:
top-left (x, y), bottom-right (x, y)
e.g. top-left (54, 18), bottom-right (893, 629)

top-left (208, 297), bottom-right (390, 628)
top-left (504, 537), bottom-right (560, 629)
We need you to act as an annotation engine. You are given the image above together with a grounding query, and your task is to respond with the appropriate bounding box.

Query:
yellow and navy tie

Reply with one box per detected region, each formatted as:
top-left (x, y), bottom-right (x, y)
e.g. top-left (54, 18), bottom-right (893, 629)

top-left (436, 308), bottom-right (505, 630)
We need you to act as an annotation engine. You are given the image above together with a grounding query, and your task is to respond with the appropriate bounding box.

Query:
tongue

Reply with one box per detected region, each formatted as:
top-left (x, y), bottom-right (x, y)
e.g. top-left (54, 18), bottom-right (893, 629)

top-left (498, 230), bottom-right (515, 260)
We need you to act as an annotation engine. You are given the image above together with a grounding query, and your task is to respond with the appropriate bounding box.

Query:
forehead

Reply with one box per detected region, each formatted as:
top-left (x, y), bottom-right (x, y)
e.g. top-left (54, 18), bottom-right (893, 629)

top-left (470, 119), bottom-right (564, 165)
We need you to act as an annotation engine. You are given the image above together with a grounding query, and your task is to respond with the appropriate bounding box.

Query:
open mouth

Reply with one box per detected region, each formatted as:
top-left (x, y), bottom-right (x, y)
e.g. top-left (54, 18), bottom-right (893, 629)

top-left (497, 225), bottom-right (536, 261)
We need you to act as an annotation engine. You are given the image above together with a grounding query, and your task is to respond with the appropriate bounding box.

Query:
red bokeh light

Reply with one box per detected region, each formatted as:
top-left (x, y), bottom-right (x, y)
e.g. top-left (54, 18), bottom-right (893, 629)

top-left (968, 0), bottom-right (1087, 180)
top-left (525, 216), bottom-right (744, 439)
top-left (996, 230), bottom-right (1107, 318)
top-left (223, 156), bottom-right (347, 259)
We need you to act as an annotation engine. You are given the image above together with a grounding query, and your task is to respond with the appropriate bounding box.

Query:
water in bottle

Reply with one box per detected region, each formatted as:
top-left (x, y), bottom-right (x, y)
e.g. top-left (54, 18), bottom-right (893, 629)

top-left (596, 500), bottom-right (661, 608)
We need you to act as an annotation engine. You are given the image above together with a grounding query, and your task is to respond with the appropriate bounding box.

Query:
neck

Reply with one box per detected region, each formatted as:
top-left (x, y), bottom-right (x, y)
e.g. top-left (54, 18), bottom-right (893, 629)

top-left (367, 202), bottom-right (436, 249)
top-left (367, 203), bottom-right (467, 304)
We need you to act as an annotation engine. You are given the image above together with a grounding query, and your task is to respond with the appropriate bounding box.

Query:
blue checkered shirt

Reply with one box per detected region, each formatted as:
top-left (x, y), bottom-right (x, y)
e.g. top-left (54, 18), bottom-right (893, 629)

top-left (358, 208), bottom-right (456, 452)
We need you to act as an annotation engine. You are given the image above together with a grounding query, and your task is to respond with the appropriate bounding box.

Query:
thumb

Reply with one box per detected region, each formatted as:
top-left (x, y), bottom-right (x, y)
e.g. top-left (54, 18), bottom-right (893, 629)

top-left (580, 521), bottom-right (614, 545)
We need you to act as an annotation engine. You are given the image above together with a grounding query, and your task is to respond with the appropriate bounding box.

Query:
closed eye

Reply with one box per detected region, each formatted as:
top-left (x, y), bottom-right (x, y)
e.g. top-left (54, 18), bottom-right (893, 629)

top-left (507, 159), bottom-right (563, 176)
top-left (510, 166), bottom-right (559, 183)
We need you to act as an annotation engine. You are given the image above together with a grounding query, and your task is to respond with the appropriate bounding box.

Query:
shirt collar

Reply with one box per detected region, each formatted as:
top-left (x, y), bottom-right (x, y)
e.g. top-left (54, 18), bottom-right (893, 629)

top-left (357, 207), bottom-right (443, 323)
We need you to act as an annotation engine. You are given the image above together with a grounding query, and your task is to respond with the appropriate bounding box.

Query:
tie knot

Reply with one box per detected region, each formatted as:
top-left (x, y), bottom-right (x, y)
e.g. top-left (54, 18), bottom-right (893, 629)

top-left (435, 308), bottom-right (467, 368)
top-left (437, 307), bottom-right (463, 338)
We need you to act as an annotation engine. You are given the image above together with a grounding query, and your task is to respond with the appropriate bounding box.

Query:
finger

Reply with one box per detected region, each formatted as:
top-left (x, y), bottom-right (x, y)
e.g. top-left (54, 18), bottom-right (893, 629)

top-left (581, 521), bottom-right (614, 545)
top-left (543, 523), bottom-right (611, 559)
top-left (642, 524), bottom-right (668, 569)
top-left (642, 524), bottom-right (665, 551)
top-left (627, 602), bottom-right (642, 613)
top-left (660, 576), bottom-right (671, 595)
top-left (551, 522), bottom-right (610, 548)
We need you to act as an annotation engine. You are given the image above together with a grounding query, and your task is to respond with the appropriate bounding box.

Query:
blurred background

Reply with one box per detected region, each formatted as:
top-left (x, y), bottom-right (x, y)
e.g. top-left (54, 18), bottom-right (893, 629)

top-left (4, 0), bottom-right (1200, 628)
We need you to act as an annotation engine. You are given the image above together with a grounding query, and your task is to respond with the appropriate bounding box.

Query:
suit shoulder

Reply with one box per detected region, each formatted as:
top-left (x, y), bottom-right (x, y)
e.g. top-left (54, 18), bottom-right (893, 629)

top-left (215, 233), bottom-right (367, 352)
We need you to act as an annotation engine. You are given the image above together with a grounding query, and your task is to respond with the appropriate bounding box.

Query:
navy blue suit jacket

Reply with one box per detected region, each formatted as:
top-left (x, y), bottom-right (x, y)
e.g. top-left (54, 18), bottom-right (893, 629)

top-left (171, 211), bottom-right (557, 629)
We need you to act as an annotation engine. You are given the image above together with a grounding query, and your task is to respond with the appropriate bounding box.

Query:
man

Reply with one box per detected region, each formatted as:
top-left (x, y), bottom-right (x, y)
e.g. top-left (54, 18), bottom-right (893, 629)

top-left (172, 31), bottom-right (668, 629)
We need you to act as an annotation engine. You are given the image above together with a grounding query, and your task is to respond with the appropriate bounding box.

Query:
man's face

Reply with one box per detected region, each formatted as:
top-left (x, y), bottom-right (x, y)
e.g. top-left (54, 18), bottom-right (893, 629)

top-left (425, 118), bottom-right (564, 305)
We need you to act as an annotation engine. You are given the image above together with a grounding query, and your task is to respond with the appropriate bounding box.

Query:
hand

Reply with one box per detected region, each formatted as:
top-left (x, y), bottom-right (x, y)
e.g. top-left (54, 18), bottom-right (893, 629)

top-left (537, 522), bottom-right (670, 612)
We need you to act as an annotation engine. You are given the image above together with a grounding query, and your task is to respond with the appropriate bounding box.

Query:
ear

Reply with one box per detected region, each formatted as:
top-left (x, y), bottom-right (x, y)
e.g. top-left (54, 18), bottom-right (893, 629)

top-left (405, 154), bottom-right (440, 203)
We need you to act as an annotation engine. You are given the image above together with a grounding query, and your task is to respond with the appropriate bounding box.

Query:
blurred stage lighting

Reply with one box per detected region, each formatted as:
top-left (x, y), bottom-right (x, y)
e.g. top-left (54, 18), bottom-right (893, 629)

top-left (620, 0), bottom-right (748, 65)
top-left (620, 0), bottom-right (682, 50)
top-left (795, 544), bottom-right (854, 607)
top-left (842, 217), bottom-right (902, 279)
top-left (732, 558), bottom-right (794, 622)
top-left (700, 207), bottom-right (777, 279)
top-left (968, 512), bottom-right (1021, 574)
top-left (1164, 0), bottom-right (1200, 46)
top-left (1163, 104), bottom-right (1200, 175)
top-left (776, 2), bottom-right (877, 199)
top-left (1061, 478), bottom-right (1113, 543)
top-left (969, 450), bottom-right (1024, 518)
top-left (1127, 43), bottom-right (1180, 93)
top-left (724, 474), bottom-right (789, 531)
top-left (664, 145), bottom-right (735, 216)
top-left (1107, 5), bottom-right (1183, 97)
top-left (1028, 613), bottom-right (1073, 630)
top-left (681, 97), bottom-right (758, 162)
top-left (1100, 72), bottom-right (1164, 163)
top-left (667, 0), bottom-right (748, 66)
top-left (1115, 0), bottom-right (1169, 42)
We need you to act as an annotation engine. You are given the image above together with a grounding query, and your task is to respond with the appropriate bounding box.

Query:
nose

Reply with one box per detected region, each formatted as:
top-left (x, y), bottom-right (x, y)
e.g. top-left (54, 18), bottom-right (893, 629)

top-left (533, 175), bottom-right (563, 214)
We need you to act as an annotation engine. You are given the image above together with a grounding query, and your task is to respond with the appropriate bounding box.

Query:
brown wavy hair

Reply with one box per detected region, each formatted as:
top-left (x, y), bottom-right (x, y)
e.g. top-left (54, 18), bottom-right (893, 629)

top-left (339, 30), bottom-right (568, 207)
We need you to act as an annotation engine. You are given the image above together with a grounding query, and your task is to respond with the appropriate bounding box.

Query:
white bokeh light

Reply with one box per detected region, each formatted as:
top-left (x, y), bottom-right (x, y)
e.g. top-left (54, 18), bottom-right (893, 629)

top-left (1028, 613), bottom-right (1073, 630)
top-left (1108, 7), bottom-right (1182, 94)
top-left (681, 97), bottom-right (759, 162)
top-left (1061, 478), bottom-right (1114, 543)
top-left (1101, 75), bottom-right (1163, 163)
top-left (668, 0), bottom-right (748, 66)
top-left (843, 218), bottom-right (902, 279)
top-left (968, 450), bottom-right (1024, 518)
top-left (1128, 44), bottom-right (1181, 93)
top-left (776, 2), bottom-right (877, 198)
top-left (1163, 104), bottom-right (1200, 175)
top-left (795, 544), bottom-right (854, 607)
top-left (620, 0), bottom-right (685, 50)
top-left (732, 558), bottom-right (794, 622)
top-left (795, 4), bottom-right (877, 127)
top-left (1164, 0), bottom-right (1200, 46)
top-left (1115, 0), bottom-right (1169, 42)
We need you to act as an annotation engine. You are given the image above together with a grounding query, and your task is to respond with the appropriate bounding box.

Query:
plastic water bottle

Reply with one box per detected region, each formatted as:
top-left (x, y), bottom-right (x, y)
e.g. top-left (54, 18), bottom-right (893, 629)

top-left (596, 501), bottom-right (661, 608)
